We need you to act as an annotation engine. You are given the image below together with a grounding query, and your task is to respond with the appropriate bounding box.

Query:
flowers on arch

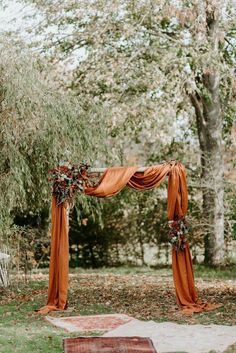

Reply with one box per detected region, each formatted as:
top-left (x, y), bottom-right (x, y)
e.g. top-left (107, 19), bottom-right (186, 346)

top-left (168, 218), bottom-right (188, 251)
top-left (48, 162), bottom-right (91, 205)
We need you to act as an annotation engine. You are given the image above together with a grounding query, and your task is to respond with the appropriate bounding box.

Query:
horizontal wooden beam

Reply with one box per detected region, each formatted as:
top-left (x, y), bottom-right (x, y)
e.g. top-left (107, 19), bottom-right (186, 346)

top-left (90, 167), bottom-right (147, 173)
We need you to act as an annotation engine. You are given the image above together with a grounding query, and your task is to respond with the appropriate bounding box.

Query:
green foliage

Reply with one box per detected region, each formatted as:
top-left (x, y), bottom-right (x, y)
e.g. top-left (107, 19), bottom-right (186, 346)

top-left (14, 0), bottom-right (235, 172)
top-left (0, 1), bottom-right (235, 266)
top-left (0, 43), bottom-right (106, 245)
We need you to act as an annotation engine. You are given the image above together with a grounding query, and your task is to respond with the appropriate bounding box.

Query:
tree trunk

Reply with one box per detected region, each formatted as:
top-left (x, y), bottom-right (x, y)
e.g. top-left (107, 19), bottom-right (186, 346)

top-left (189, 6), bottom-right (224, 265)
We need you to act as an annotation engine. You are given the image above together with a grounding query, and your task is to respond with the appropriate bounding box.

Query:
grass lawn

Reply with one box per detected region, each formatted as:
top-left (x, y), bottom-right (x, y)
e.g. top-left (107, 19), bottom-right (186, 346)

top-left (0, 265), bottom-right (236, 353)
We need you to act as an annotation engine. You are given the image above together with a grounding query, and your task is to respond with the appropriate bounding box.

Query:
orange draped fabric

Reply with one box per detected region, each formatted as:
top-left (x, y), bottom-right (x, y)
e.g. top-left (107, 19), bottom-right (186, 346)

top-left (37, 197), bottom-right (69, 314)
top-left (38, 161), bottom-right (219, 314)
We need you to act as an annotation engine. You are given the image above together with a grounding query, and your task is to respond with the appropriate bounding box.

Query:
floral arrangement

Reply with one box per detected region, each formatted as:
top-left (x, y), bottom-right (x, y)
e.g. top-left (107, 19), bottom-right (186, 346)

top-left (168, 218), bottom-right (188, 251)
top-left (48, 162), bottom-right (91, 205)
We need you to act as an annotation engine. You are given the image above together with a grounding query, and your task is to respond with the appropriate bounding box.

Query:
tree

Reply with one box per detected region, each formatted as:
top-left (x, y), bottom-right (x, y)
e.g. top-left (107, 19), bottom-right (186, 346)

top-left (2, 0), bottom-right (236, 264)
top-left (187, 4), bottom-right (224, 264)
top-left (0, 42), bottom-right (105, 250)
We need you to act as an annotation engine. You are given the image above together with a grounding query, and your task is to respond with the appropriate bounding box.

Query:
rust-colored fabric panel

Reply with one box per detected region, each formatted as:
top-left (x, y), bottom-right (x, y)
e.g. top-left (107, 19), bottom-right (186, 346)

top-left (167, 164), bottom-right (181, 220)
top-left (85, 166), bottom-right (138, 197)
top-left (172, 243), bottom-right (198, 307)
top-left (37, 196), bottom-right (69, 314)
top-left (127, 164), bottom-right (171, 190)
top-left (178, 163), bottom-right (188, 216)
top-left (172, 243), bottom-right (221, 314)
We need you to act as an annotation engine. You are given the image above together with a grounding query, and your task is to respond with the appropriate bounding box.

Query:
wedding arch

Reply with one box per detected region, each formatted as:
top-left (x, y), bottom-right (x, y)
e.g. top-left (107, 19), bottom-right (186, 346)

top-left (38, 160), bottom-right (218, 315)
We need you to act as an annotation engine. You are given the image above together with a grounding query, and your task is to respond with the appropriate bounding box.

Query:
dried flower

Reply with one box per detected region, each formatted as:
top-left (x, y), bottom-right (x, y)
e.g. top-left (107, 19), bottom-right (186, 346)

top-left (49, 162), bottom-right (91, 205)
top-left (168, 218), bottom-right (188, 251)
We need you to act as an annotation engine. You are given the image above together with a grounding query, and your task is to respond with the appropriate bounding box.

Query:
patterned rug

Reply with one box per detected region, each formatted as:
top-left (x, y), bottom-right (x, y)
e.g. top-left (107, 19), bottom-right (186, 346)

top-left (45, 314), bottom-right (134, 332)
top-left (63, 337), bottom-right (157, 353)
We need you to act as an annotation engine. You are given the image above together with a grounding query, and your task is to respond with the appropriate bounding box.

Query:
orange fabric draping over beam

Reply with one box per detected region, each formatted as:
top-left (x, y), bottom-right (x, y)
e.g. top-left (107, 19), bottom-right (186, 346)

top-left (37, 161), bottom-right (219, 314)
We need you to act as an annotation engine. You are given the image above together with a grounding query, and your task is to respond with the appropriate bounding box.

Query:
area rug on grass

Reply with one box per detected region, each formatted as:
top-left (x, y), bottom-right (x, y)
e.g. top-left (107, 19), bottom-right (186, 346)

top-left (45, 314), bottom-right (134, 333)
top-left (63, 336), bottom-right (157, 353)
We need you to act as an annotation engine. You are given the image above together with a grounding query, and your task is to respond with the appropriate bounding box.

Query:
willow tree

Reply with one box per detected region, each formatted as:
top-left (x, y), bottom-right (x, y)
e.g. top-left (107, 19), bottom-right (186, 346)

top-left (0, 42), bottom-right (106, 244)
top-left (8, 0), bottom-right (236, 264)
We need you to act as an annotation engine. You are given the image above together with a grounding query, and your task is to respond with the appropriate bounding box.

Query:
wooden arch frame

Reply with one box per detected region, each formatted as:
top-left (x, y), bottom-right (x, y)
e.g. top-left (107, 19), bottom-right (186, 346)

top-left (37, 161), bottom-right (218, 315)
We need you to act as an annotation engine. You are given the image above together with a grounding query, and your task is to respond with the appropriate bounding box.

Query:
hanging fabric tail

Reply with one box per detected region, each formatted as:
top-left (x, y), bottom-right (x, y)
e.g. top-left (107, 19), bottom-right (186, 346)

top-left (168, 163), bottom-right (220, 314)
top-left (36, 196), bottom-right (69, 314)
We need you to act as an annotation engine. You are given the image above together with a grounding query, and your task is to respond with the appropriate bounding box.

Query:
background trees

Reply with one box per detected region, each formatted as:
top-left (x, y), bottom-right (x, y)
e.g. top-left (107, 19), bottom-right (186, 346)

top-left (0, 44), bottom-right (105, 268)
top-left (0, 0), bottom-right (235, 267)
